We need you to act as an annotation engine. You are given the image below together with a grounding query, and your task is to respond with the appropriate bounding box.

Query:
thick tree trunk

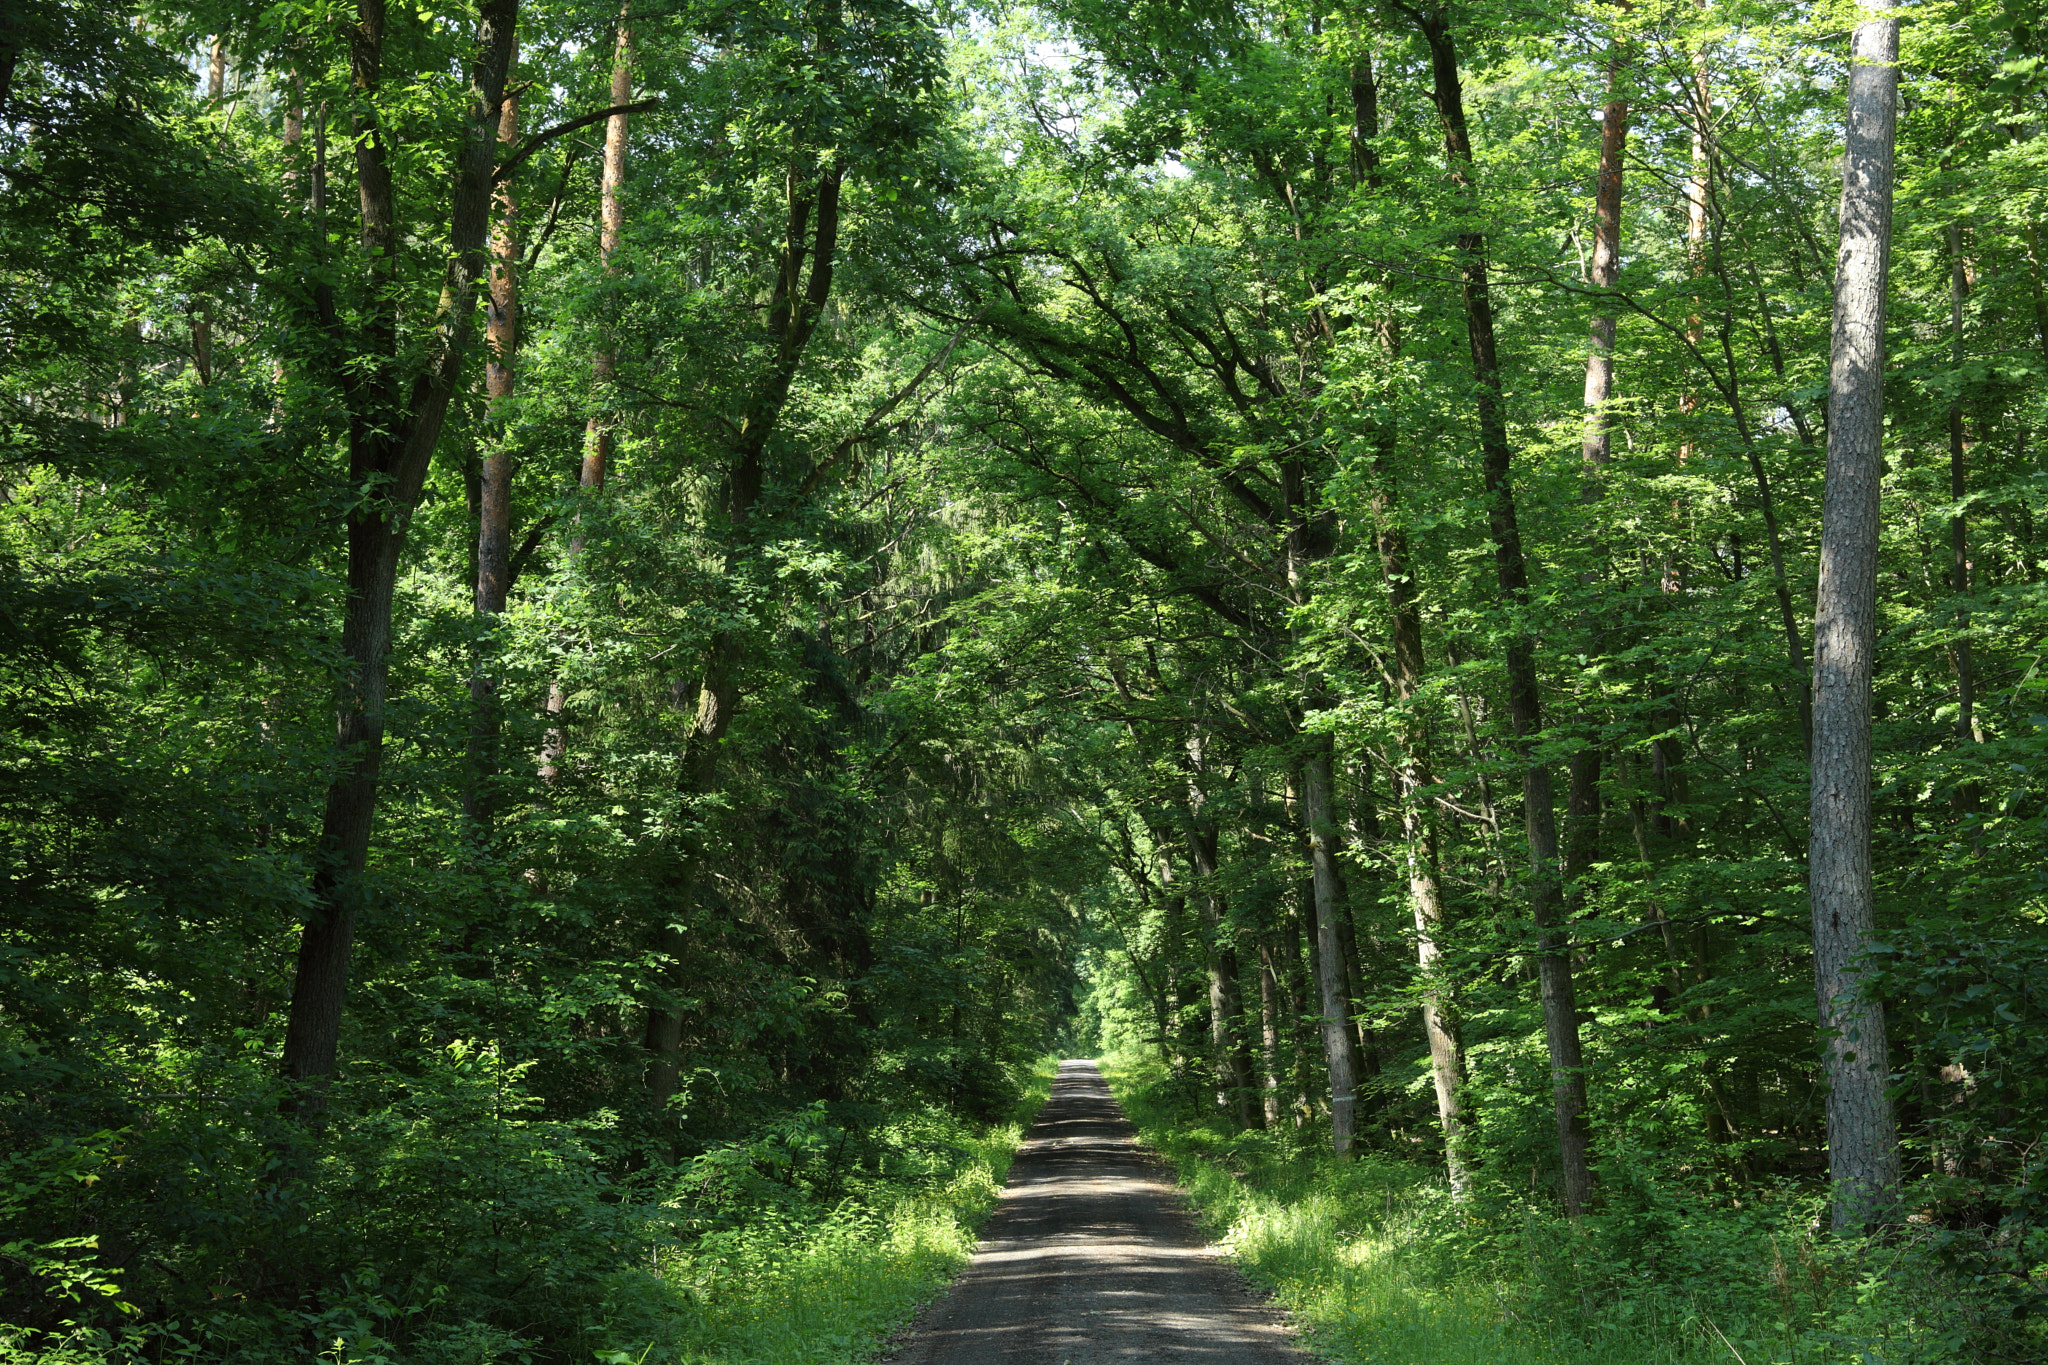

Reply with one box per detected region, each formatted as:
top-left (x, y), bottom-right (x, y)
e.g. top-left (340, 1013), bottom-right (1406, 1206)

top-left (1418, 10), bottom-right (1592, 1215)
top-left (282, 0), bottom-right (521, 1109)
top-left (1300, 739), bottom-right (1359, 1156)
top-left (1810, 1), bottom-right (1903, 1233)
top-left (464, 85), bottom-right (520, 844)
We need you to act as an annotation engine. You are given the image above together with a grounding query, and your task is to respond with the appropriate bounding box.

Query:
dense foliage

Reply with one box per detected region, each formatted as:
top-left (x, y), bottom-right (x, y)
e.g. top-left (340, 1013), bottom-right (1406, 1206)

top-left (3, 0), bottom-right (2046, 1359)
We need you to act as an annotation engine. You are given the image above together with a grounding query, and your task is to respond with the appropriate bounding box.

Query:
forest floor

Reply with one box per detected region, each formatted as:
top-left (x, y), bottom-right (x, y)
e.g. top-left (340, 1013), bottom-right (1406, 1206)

top-left (876, 1059), bottom-right (1313, 1364)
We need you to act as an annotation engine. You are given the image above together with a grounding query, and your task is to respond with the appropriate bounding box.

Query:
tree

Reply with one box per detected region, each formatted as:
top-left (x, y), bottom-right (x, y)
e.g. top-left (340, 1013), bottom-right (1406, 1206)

top-left (1809, 0), bottom-right (1903, 1233)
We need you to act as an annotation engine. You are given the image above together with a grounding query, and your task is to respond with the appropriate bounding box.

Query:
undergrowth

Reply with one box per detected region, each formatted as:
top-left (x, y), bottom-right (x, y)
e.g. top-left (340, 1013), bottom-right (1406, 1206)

top-left (2, 1057), bottom-right (1053, 1365)
top-left (1101, 1053), bottom-right (2025, 1365)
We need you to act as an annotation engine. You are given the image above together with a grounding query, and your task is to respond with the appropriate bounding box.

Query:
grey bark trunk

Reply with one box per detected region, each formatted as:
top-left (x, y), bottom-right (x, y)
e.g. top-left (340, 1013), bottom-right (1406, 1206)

top-left (1258, 941), bottom-right (1285, 1128)
top-left (642, 155), bottom-right (847, 1128)
top-left (1566, 33), bottom-right (1625, 924)
top-left (1580, 43), bottom-right (1625, 471)
top-left (1418, 9), bottom-right (1592, 1214)
top-left (1370, 318), bottom-right (1468, 1194)
top-left (1810, 1), bottom-right (1903, 1233)
top-left (1301, 739), bottom-right (1359, 1157)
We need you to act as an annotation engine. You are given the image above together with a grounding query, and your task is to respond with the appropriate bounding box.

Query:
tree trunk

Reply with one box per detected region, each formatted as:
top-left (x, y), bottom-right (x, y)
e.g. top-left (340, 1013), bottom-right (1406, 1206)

top-left (541, 14), bottom-right (632, 783)
top-left (642, 152), bottom-right (847, 1124)
top-left (1282, 886), bottom-right (1316, 1123)
top-left (1810, 0), bottom-right (1902, 1233)
top-left (1417, 9), bottom-right (1592, 1215)
top-left (1565, 32), bottom-right (1626, 924)
top-left (1371, 444), bottom-right (1470, 1193)
top-left (1184, 746), bottom-right (1258, 1128)
top-left (580, 11), bottom-right (632, 493)
top-left (1258, 939), bottom-right (1285, 1128)
top-left (1300, 739), bottom-right (1359, 1156)
top-left (282, 0), bottom-right (521, 1111)
top-left (464, 84), bottom-right (520, 845)
top-left (1580, 41), bottom-right (1626, 473)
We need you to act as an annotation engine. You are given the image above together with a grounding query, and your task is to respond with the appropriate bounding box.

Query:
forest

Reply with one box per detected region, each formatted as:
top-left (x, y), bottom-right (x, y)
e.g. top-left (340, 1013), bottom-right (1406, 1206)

top-left (2, 0), bottom-right (2045, 1359)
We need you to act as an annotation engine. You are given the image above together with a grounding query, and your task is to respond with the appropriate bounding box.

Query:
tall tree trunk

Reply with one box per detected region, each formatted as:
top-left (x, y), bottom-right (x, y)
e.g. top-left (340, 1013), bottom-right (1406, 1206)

top-left (1300, 739), bottom-right (1359, 1157)
top-left (191, 35), bottom-right (228, 385)
top-left (1258, 940), bottom-right (1286, 1128)
top-left (1581, 42), bottom-right (1626, 474)
top-left (1371, 440), bottom-right (1470, 1193)
top-left (1716, 245), bottom-right (1815, 752)
top-left (282, 0), bottom-right (521, 1111)
top-left (2024, 222), bottom-right (2048, 368)
top-left (464, 84), bottom-right (520, 844)
top-left (1810, 0), bottom-right (1903, 1232)
top-left (1158, 847), bottom-right (1199, 1091)
top-left (540, 14), bottom-right (633, 782)
top-left (1565, 32), bottom-right (1627, 924)
top-left (1417, 9), bottom-right (1592, 1214)
top-left (1353, 56), bottom-right (1468, 1182)
top-left (1185, 737), bottom-right (1259, 1128)
top-left (580, 11), bottom-right (632, 494)
top-left (1283, 893), bottom-right (1316, 1123)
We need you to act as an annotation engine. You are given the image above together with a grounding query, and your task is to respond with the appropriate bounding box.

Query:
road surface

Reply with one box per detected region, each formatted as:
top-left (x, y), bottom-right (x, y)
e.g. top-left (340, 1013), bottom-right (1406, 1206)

top-left (881, 1059), bottom-right (1312, 1364)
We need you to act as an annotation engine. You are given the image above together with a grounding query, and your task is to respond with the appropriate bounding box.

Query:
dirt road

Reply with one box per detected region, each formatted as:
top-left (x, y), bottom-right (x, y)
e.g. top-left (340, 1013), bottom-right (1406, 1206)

top-left (881, 1059), bottom-right (1312, 1364)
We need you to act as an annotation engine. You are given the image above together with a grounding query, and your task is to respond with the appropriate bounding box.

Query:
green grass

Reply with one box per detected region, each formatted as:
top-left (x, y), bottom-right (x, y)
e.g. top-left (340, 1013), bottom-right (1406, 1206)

top-left (1097, 1055), bottom-right (2000, 1365)
top-left (609, 1060), bottom-right (1056, 1365)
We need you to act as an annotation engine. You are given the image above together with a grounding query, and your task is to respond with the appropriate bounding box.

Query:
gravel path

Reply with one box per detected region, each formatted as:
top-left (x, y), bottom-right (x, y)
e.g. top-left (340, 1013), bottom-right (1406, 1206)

top-left (880, 1059), bottom-right (1313, 1364)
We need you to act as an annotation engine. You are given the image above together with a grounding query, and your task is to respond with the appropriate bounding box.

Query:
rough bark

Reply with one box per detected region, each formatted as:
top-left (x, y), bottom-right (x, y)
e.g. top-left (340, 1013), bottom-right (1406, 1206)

top-left (1810, 1), bottom-right (1903, 1232)
top-left (1416, 9), bottom-right (1592, 1214)
top-left (282, 0), bottom-right (521, 1110)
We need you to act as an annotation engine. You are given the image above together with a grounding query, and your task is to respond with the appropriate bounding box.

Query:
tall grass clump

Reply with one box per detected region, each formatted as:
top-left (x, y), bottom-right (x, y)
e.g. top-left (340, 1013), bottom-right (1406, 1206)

top-left (1101, 1053), bottom-right (2012, 1365)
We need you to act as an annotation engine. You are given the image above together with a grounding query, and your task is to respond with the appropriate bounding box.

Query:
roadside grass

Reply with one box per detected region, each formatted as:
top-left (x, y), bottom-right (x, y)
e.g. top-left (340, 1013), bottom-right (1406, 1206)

top-left (1099, 1054), bottom-right (1996, 1365)
top-left (608, 1058), bottom-right (1054, 1365)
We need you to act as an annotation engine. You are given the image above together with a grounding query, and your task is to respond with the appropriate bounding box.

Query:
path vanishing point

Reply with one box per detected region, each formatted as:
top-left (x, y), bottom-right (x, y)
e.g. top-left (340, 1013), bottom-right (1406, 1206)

top-left (882, 1059), bottom-right (1313, 1364)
